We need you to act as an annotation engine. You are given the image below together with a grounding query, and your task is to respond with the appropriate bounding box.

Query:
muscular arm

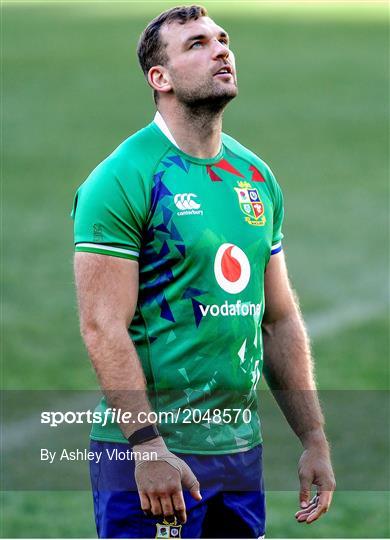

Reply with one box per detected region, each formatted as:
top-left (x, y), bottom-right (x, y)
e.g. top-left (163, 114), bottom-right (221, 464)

top-left (74, 252), bottom-right (151, 438)
top-left (74, 252), bottom-right (200, 523)
top-left (262, 252), bottom-right (336, 523)
top-left (262, 252), bottom-right (323, 441)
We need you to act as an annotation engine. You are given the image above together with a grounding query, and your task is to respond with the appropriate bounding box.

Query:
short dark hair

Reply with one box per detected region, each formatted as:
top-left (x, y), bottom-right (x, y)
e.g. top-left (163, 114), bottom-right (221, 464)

top-left (137, 5), bottom-right (208, 102)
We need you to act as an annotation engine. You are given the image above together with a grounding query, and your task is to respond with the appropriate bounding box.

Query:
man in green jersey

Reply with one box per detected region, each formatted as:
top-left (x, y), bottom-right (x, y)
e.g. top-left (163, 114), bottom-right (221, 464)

top-left (72, 5), bottom-right (335, 538)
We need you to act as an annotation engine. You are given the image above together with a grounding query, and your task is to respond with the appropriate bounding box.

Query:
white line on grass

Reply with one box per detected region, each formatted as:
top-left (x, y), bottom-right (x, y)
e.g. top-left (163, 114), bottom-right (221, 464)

top-left (307, 301), bottom-right (385, 339)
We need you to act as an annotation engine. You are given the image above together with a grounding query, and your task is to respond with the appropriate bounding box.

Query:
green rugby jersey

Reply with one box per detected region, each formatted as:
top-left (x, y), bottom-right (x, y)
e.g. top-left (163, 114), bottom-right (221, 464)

top-left (72, 115), bottom-right (284, 454)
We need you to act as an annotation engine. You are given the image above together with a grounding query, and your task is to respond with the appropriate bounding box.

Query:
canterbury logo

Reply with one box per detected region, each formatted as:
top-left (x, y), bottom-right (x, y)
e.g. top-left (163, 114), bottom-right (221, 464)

top-left (174, 193), bottom-right (201, 211)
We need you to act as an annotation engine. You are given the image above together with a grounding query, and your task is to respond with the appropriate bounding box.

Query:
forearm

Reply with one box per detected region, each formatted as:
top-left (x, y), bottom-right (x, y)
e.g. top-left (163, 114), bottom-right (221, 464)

top-left (262, 254), bottom-right (335, 517)
top-left (82, 323), bottom-right (153, 438)
top-left (83, 322), bottom-right (201, 520)
top-left (262, 311), bottom-right (328, 450)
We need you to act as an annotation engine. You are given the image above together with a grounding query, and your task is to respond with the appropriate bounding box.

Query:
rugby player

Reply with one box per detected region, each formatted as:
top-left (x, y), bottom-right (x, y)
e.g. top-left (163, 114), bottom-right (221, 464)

top-left (72, 5), bottom-right (335, 538)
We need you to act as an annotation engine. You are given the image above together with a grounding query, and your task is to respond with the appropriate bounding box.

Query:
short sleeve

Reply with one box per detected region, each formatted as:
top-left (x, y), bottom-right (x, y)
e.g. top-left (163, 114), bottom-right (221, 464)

top-left (71, 159), bottom-right (149, 261)
top-left (267, 166), bottom-right (284, 256)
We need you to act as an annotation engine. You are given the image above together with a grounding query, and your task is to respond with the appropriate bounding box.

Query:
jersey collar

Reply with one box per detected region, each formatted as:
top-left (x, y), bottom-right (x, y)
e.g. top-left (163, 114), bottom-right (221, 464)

top-left (153, 111), bottom-right (180, 149)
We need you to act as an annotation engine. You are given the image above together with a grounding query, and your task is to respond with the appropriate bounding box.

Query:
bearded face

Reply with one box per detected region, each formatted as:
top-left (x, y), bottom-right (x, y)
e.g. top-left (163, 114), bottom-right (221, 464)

top-left (159, 17), bottom-right (238, 111)
top-left (168, 61), bottom-right (238, 110)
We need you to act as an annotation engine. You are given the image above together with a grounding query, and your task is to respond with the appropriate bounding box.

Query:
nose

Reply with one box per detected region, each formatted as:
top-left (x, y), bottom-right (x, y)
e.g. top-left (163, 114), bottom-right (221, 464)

top-left (212, 38), bottom-right (230, 60)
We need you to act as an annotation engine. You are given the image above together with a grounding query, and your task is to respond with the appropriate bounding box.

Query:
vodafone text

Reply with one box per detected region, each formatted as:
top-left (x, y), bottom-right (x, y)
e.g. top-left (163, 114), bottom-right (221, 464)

top-left (200, 300), bottom-right (262, 317)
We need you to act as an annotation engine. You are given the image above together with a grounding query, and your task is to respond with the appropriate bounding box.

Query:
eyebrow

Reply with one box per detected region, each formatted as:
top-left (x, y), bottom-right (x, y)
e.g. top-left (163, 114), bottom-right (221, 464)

top-left (184, 31), bottom-right (229, 46)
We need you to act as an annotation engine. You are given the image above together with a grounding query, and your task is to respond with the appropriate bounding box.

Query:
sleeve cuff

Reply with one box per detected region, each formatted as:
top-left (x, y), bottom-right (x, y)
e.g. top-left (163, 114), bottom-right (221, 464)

top-left (270, 241), bottom-right (283, 255)
top-left (75, 243), bottom-right (139, 261)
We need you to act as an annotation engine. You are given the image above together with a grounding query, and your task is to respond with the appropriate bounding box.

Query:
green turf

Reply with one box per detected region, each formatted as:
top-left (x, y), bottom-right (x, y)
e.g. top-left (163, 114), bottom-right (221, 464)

top-left (2, 1), bottom-right (388, 537)
top-left (2, 491), bottom-right (389, 538)
top-left (313, 316), bottom-right (389, 390)
top-left (266, 491), bottom-right (390, 538)
top-left (1, 492), bottom-right (96, 538)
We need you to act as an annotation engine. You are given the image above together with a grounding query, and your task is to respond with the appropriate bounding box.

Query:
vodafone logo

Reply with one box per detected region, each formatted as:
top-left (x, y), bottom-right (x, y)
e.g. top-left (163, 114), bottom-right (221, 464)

top-left (214, 243), bottom-right (250, 294)
top-left (198, 244), bottom-right (257, 319)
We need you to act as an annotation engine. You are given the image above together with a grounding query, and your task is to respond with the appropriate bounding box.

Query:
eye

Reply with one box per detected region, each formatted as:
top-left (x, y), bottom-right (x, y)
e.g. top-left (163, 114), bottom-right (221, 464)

top-left (190, 41), bottom-right (203, 49)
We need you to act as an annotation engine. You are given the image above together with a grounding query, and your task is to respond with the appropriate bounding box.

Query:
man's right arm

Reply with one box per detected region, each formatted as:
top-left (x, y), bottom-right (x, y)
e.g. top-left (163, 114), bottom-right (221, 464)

top-left (74, 252), bottom-right (201, 523)
top-left (74, 252), bottom-right (151, 433)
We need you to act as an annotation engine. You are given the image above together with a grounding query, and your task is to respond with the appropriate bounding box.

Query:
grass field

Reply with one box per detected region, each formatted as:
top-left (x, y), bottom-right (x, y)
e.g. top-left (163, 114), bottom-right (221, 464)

top-left (2, 0), bottom-right (389, 537)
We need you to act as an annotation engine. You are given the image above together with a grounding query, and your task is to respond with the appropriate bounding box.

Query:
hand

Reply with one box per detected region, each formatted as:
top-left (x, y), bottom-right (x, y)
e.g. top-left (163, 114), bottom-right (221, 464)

top-left (133, 437), bottom-right (201, 524)
top-left (295, 445), bottom-right (336, 524)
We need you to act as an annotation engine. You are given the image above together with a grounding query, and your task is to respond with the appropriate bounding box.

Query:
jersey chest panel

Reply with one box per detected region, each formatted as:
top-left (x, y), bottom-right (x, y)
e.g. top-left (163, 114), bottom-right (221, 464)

top-left (140, 159), bottom-right (274, 288)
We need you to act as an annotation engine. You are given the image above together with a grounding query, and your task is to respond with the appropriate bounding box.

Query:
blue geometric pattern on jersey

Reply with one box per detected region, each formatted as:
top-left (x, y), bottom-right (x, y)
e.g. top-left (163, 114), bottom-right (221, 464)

top-left (170, 222), bottom-right (183, 241)
top-left (175, 244), bottom-right (186, 257)
top-left (140, 277), bottom-right (176, 323)
top-left (162, 206), bottom-right (173, 226)
top-left (191, 298), bottom-right (208, 328)
top-left (145, 240), bottom-right (170, 264)
top-left (155, 223), bottom-right (170, 234)
top-left (160, 295), bottom-right (175, 322)
top-left (180, 288), bottom-right (208, 328)
top-left (167, 155), bottom-right (191, 173)
top-left (138, 162), bottom-right (194, 328)
top-left (162, 160), bottom-right (173, 169)
top-left (143, 268), bottom-right (174, 300)
top-left (150, 171), bottom-right (172, 215)
top-left (182, 287), bottom-right (206, 300)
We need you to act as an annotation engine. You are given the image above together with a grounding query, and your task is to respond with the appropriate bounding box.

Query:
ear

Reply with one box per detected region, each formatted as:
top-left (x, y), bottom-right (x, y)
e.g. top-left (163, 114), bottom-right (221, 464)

top-left (147, 66), bottom-right (172, 95)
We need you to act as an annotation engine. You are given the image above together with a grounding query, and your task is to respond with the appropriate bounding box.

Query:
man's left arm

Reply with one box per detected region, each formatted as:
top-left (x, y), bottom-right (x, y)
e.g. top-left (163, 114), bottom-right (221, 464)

top-left (262, 251), bottom-right (336, 524)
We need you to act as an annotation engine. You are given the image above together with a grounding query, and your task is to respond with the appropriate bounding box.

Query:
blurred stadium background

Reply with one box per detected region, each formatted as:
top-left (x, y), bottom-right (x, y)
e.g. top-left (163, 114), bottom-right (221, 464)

top-left (2, 0), bottom-right (389, 537)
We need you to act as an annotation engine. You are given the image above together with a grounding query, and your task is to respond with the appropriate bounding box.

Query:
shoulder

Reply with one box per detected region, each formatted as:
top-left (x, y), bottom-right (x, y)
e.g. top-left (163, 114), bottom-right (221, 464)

top-left (73, 123), bottom-right (170, 214)
top-left (72, 125), bottom-right (166, 217)
top-left (88, 123), bottom-right (170, 183)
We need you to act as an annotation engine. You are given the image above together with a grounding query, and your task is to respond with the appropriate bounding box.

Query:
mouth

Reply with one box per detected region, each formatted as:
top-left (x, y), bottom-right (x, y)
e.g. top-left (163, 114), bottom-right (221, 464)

top-left (213, 65), bottom-right (234, 78)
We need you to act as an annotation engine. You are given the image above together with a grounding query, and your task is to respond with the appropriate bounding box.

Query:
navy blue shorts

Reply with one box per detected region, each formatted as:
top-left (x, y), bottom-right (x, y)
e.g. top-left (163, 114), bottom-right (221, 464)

top-left (89, 441), bottom-right (266, 538)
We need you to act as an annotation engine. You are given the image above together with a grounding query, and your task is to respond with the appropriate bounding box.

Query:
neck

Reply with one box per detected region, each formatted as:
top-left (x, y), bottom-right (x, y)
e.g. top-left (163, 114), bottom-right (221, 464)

top-left (157, 101), bottom-right (224, 159)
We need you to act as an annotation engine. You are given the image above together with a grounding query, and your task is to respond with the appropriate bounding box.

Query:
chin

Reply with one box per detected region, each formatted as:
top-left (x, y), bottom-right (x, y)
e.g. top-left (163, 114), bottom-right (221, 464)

top-left (213, 87), bottom-right (238, 101)
top-left (175, 82), bottom-right (238, 109)
top-left (214, 80), bottom-right (238, 97)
